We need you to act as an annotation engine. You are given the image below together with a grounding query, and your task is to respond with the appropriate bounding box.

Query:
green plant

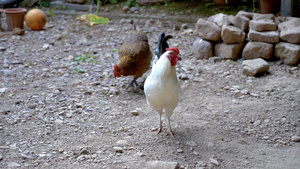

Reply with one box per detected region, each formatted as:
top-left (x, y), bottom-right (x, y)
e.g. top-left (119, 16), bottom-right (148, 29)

top-left (111, 48), bottom-right (118, 52)
top-left (74, 54), bottom-right (97, 64)
top-left (73, 67), bottom-right (85, 73)
top-left (47, 7), bottom-right (56, 18)
top-left (125, 0), bottom-right (139, 7)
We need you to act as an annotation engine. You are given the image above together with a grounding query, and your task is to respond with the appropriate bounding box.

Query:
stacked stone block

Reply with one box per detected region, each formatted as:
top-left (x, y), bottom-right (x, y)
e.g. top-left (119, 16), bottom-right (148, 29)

top-left (193, 11), bottom-right (300, 66)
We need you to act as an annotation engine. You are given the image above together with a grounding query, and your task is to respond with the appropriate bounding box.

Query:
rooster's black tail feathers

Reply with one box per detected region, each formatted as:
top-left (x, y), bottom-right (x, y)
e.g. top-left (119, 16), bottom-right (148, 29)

top-left (155, 32), bottom-right (173, 60)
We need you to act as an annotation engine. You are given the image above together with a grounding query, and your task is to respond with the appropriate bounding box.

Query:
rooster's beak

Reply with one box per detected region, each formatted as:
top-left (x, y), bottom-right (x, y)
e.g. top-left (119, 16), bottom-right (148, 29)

top-left (178, 55), bottom-right (182, 61)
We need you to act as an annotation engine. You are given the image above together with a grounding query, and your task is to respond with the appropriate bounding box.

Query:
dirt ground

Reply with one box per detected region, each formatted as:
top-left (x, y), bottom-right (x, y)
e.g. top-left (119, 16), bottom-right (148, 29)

top-left (0, 7), bottom-right (300, 169)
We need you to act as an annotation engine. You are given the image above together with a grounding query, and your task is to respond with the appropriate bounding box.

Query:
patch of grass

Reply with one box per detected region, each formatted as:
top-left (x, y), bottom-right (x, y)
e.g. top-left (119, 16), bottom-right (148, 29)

top-left (73, 67), bottom-right (85, 73)
top-left (74, 54), bottom-right (97, 64)
top-left (101, 90), bottom-right (109, 95)
top-left (111, 48), bottom-right (118, 52)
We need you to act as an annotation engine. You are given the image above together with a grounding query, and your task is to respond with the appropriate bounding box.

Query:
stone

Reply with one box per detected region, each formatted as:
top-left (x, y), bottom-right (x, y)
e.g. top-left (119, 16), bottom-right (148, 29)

top-left (242, 42), bottom-right (273, 60)
top-left (278, 18), bottom-right (300, 43)
top-left (131, 110), bottom-right (139, 116)
top-left (209, 157), bottom-right (220, 166)
top-left (252, 13), bottom-right (275, 21)
top-left (248, 30), bottom-right (279, 43)
top-left (113, 147), bottom-right (123, 153)
top-left (65, 0), bottom-right (87, 4)
top-left (186, 140), bottom-right (197, 147)
top-left (249, 20), bottom-right (277, 32)
top-left (192, 38), bottom-right (213, 59)
top-left (232, 14), bottom-right (250, 32)
top-left (242, 58), bottom-right (270, 76)
top-left (209, 57), bottom-right (222, 63)
top-left (214, 43), bottom-right (244, 60)
top-left (207, 13), bottom-right (233, 27)
top-left (291, 136), bottom-right (300, 142)
top-left (123, 6), bottom-right (129, 13)
top-left (195, 19), bottom-right (221, 41)
top-left (7, 162), bottom-right (21, 168)
top-left (221, 25), bottom-right (245, 44)
top-left (145, 161), bottom-right (180, 169)
top-left (236, 10), bottom-right (254, 19)
top-left (54, 119), bottom-right (64, 124)
top-left (181, 24), bottom-right (188, 30)
top-left (176, 149), bottom-right (183, 153)
top-left (274, 42), bottom-right (300, 65)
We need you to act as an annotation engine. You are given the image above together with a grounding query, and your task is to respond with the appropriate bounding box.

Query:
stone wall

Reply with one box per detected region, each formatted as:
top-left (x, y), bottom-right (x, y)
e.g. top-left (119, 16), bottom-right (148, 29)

top-left (193, 11), bottom-right (300, 67)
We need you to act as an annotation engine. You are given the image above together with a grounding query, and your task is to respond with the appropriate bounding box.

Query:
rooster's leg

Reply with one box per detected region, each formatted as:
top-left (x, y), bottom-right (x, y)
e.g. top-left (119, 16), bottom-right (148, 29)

top-left (165, 117), bottom-right (174, 138)
top-left (151, 113), bottom-right (162, 134)
top-left (126, 76), bottom-right (138, 89)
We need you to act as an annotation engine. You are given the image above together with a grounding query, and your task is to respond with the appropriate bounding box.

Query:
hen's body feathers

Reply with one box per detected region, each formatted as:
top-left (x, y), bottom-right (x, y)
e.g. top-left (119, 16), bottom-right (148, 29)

top-left (114, 29), bottom-right (152, 89)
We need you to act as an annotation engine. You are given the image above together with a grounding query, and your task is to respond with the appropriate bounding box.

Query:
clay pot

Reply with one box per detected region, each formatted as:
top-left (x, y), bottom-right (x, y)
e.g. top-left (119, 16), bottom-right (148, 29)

top-left (260, 0), bottom-right (281, 14)
top-left (4, 8), bottom-right (27, 31)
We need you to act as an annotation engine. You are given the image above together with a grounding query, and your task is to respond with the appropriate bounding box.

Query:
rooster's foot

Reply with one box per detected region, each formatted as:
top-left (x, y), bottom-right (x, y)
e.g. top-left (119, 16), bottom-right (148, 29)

top-left (151, 127), bottom-right (162, 134)
top-left (164, 131), bottom-right (174, 138)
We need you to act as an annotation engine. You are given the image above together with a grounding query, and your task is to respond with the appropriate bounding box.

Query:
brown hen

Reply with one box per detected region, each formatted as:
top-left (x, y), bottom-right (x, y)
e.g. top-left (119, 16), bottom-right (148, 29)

top-left (114, 26), bottom-right (152, 89)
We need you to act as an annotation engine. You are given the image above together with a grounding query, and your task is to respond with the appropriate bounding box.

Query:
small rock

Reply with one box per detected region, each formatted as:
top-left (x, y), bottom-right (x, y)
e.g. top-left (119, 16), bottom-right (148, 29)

top-left (131, 110), bottom-right (139, 116)
top-left (113, 147), bottom-right (123, 153)
top-left (254, 120), bottom-right (261, 125)
top-left (135, 152), bottom-right (146, 157)
top-left (209, 157), bottom-right (219, 166)
top-left (176, 149), bottom-right (183, 153)
top-left (209, 57), bottom-right (222, 63)
top-left (27, 104), bottom-right (37, 109)
top-left (0, 46), bottom-right (6, 51)
top-left (0, 88), bottom-right (7, 93)
top-left (179, 74), bottom-right (189, 80)
top-left (7, 162), bottom-right (21, 168)
top-left (145, 161), bottom-right (179, 169)
top-left (43, 43), bottom-right (50, 50)
top-left (291, 136), bottom-right (300, 142)
top-left (186, 140), bottom-right (197, 147)
top-left (123, 6), bottom-right (129, 13)
top-left (181, 24), bottom-right (188, 30)
top-left (109, 88), bottom-right (119, 95)
top-left (54, 119), bottom-right (64, 124)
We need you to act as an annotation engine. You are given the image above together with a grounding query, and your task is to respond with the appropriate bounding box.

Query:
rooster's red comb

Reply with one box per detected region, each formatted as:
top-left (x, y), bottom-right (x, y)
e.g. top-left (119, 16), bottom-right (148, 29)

top-left (167, 47), bottom-right (179, 55)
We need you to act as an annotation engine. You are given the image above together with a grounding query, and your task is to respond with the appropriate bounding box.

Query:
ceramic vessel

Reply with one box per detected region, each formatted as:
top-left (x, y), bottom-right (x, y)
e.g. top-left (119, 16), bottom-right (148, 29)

top-left (4, 8), bottom-right (27, 31)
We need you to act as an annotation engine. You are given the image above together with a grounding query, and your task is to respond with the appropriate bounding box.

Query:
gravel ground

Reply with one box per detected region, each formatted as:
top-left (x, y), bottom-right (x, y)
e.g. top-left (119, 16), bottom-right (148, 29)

top-left (0, 8), bottom-right (300, 169)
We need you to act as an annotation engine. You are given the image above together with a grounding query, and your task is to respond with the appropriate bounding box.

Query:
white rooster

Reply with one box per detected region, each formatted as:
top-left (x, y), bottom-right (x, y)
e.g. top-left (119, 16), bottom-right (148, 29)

top-left (144, 47), bottom-right (180, 137)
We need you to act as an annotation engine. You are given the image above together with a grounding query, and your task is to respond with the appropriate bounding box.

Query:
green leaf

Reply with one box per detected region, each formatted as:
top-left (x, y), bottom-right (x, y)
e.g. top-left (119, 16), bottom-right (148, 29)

top-left (78, 14), bottom-right (109, 26)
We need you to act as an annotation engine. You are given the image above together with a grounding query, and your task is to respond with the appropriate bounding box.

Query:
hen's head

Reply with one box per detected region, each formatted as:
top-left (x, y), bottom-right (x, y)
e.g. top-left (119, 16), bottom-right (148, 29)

top-left (114, 64), bottom-right (122, 77)
top-left (166, 47), bottom-right (180, 66)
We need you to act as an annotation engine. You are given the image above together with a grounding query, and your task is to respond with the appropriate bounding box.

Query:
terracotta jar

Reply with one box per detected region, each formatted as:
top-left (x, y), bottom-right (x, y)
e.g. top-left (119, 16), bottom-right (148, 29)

top-left (4, 8), bottom-right (27, 31)
top-left (260, 0), bottom-right (281, 14)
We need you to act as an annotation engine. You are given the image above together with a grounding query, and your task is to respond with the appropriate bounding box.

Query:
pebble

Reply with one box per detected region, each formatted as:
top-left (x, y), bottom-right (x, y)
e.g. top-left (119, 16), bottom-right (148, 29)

top-left (291, 136), bottom-right (300, 142)
top-left (176, 149), bottom-right (183, 153)
top-left (43, 43), bottom-right (50, 50)
top-left (7, 162), bottom-right (21, 168)
top-left (209, 157), bottom-right (219, 166)
top-left (135, 152), bottom-right (146, 157)
top-left (145, 161), bottom-right (179, 169)
top-left (54, 119), bottom-right (64, 124)
top-left (186, 140), bottom-right (197, 147)
top-left (131, 110), bottom-right (139, 116)
top-left (113, 147), bottom-right (123, 153)
top-left (181, 24), bottom-right (189, 30)
top-left (254, 120), bottom-right (261, 126)
top-left (0, 46), bottom-right (6, 51)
